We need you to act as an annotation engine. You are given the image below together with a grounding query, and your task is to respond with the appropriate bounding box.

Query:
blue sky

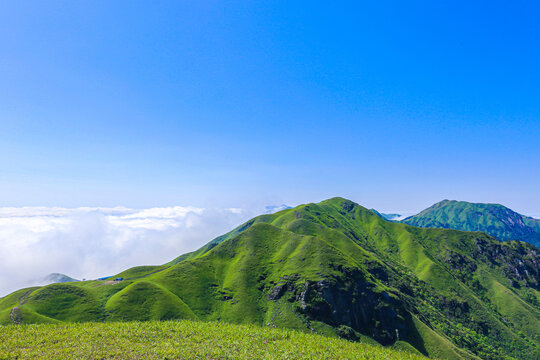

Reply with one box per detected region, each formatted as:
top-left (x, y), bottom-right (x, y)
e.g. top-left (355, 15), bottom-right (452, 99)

top-left (1, 1), bottom-right (539, 214)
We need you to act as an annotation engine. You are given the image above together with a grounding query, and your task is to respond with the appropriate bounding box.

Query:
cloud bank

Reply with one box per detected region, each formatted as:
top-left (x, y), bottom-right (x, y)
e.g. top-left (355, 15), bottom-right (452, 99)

top-left (0, 205), bottom-right (258, 297)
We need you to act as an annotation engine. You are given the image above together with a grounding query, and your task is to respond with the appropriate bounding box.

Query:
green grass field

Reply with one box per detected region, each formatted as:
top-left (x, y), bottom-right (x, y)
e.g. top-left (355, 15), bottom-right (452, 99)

top-left (0, 320), bottom-right (426, 360)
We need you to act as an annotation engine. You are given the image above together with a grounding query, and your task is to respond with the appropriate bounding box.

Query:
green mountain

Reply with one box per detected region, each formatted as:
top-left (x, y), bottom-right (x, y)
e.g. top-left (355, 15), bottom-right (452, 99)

top-left (402, 200), bottom-right (540, 247)
top-left (1, 198), bottom-right (539, 359)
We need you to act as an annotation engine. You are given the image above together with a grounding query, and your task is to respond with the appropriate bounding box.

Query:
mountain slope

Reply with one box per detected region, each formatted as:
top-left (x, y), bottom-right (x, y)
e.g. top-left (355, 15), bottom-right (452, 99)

top-left (1, 198), bottom-right (539, 359)
top-left (402, 200), bottom-right (540, 247)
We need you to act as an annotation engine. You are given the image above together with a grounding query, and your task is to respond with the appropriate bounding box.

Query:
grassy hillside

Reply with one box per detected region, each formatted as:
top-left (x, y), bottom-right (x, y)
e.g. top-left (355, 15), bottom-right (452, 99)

top-left (402, 200), bottom-right (540, 247)
top-left (1, 198), bottom-right (539, 359)
top-left (0, 320), bottom-right (426, 359)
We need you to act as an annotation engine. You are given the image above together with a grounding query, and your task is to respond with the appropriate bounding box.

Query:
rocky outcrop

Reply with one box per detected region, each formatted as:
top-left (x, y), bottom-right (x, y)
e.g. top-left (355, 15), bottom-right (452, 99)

top-left (268, 270), bottom-right (410, 345)
top-left (474, 238), bottom-right (540, 290)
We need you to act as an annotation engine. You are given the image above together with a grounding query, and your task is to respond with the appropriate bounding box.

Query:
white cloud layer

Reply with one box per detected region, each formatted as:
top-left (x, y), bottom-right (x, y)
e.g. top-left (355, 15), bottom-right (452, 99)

top-left (0, 205), bottom-right (257, 297)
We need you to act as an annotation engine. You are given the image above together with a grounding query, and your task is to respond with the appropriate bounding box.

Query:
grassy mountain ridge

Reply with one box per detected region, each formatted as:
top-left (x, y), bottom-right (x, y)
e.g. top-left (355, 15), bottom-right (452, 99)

top-left (1, 198), bottom-right (539, 359)
top-left (402, 200), bottom-right (540, 247)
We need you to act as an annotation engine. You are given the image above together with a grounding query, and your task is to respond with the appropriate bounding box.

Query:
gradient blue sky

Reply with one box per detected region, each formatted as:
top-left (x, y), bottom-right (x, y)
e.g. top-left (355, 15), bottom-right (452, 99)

top-left (1, 1), bottom-right (539, 214)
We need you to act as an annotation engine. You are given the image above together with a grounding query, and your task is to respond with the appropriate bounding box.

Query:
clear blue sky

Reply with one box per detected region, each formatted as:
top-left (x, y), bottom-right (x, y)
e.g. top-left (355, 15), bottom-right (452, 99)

top-left (1, 1), bottom-right (539, 214)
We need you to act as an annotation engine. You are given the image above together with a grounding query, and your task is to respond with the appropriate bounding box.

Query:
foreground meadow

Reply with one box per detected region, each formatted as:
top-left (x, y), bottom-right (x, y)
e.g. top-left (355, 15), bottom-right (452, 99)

top-left (0, 320), bottom-right (425, 359)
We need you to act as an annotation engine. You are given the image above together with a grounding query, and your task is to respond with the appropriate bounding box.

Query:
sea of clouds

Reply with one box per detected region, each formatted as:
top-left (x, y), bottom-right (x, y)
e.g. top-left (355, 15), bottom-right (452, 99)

top-left (0, 205), bottom-right (267, 297)
top-left (6, 203), bottom-right (529, 297)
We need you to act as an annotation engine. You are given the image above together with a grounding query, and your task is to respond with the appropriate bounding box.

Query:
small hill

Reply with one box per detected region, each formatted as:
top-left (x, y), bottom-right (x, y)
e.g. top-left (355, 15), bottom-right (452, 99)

top-left (1, 198), bottom-right (539, 359)
top-left (402, 200), bottom-right (540, 247)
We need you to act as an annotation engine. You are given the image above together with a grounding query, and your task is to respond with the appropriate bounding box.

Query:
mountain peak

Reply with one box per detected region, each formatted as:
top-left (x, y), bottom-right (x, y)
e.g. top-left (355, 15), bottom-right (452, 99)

top-left (404, 200), bottom-right (540, 247)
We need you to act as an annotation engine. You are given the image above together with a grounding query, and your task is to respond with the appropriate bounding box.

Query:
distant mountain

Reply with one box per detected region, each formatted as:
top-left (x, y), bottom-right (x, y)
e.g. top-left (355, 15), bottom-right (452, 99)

top-left (24, 273), bottom-right (80, 291)
top-left (370, 209), bottom-right (402, 221)
top-left (1, 198), bottom-right (539, 359)
top-left (381, 213), bottom-right (402, 220)
top-left (39, 273), bottom-right (79, 284)
top-left (402, 200), bottom-right (540, 248)
top-left (263, 204), bottom-right (291, 214)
